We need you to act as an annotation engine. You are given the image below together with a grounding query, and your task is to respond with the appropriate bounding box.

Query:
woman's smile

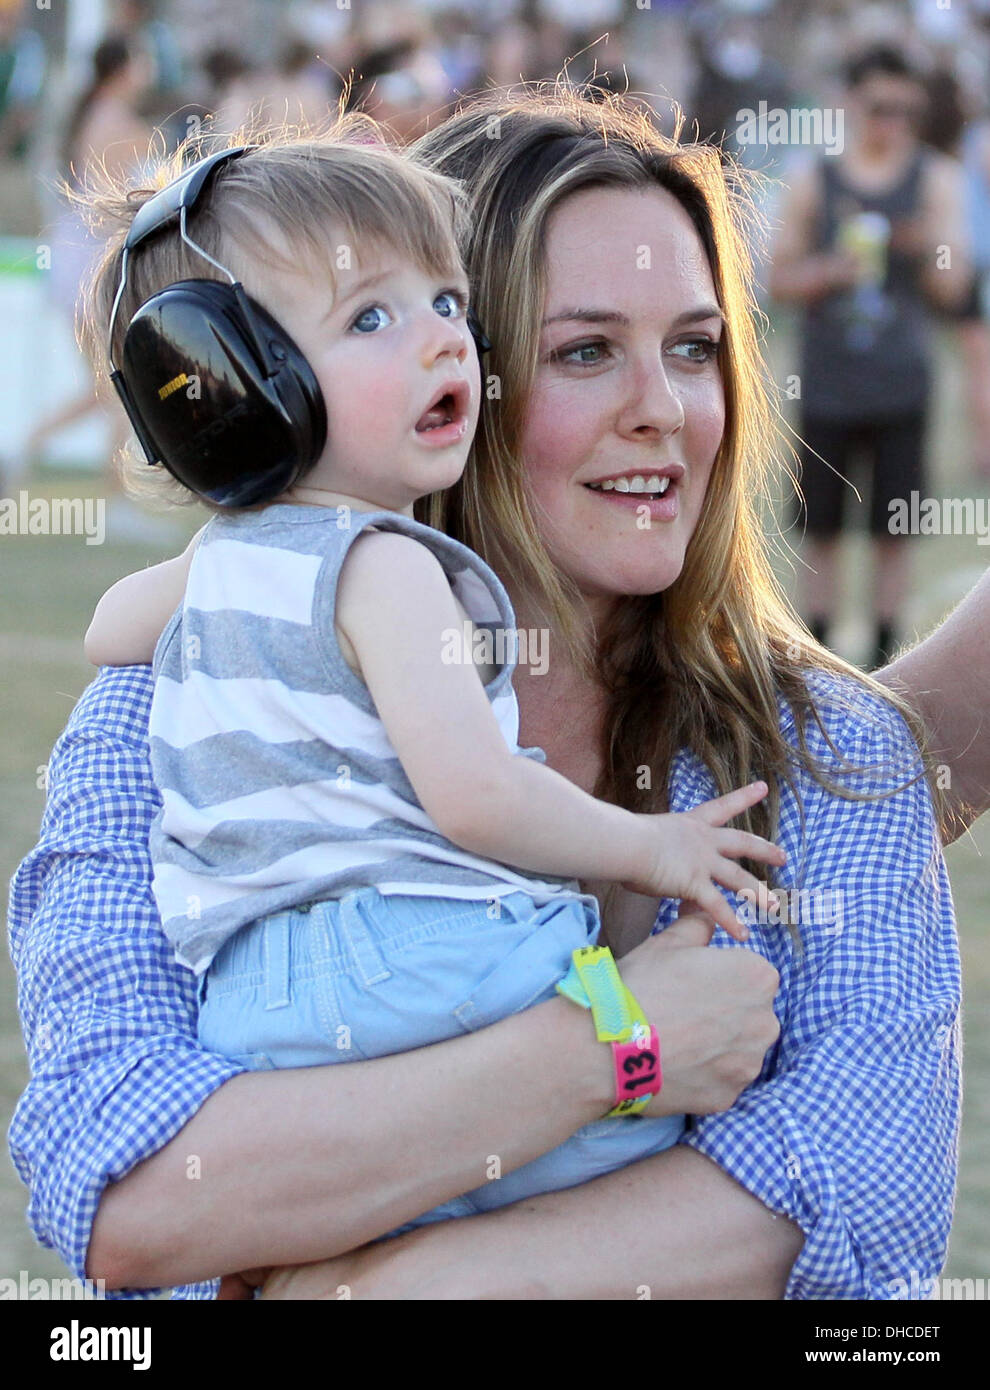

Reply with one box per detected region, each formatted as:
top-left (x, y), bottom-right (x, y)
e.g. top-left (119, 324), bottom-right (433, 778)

top-left (582, 462), bottom-right (686, 521)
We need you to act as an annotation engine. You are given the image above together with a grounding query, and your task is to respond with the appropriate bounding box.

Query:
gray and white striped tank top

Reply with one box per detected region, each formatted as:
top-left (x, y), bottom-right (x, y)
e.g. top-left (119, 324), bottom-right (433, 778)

top-left (148, 502), bottom-right (581, 974)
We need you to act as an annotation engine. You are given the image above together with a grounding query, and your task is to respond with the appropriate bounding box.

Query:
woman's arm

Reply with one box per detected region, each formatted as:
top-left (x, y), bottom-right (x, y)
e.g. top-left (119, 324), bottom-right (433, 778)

top-left (83, 526), bottom-right (205, 666)
top-left (260, 1145), bottom-right (804, 1300)
top-left (875, 564), bottom-right (990, 841)
top-left (9, 666), bottom-right (780, 1294)
top-left (678, 702), bottom-right (959, 1299)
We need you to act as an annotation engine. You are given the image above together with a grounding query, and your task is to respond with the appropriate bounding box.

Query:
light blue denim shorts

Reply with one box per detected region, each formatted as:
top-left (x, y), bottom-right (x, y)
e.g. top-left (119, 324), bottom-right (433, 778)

top-left (198, 886), bottom-right (685, 1234)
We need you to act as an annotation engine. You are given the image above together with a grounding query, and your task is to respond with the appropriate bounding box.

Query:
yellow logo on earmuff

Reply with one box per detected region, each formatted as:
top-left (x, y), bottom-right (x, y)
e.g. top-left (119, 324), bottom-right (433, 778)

top-left (158, 372), bottom-right (189, 401)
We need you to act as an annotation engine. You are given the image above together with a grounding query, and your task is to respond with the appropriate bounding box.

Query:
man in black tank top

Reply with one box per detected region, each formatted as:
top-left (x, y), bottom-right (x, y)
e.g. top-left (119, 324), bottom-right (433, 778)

top-left (769, 45), bottom-right (970, 671)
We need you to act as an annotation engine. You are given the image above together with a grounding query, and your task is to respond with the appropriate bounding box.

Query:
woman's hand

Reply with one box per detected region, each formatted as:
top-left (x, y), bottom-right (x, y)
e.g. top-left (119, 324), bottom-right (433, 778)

top-left (809, 249), bottom-right (861, 297)
top-left (617, 908), bottom-right (781, 1118)
top-left (218, 1269), bottom-right (271, 1299)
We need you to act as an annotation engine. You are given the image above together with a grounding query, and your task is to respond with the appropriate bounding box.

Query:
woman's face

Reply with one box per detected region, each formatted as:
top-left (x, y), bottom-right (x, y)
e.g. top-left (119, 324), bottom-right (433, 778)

top-left (519, 185), bottom-right (726, 617)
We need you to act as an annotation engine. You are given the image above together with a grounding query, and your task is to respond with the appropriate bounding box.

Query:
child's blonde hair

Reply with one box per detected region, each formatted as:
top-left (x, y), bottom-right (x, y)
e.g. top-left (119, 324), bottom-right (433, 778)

top-left (75, 114), bottom-right (469, 508)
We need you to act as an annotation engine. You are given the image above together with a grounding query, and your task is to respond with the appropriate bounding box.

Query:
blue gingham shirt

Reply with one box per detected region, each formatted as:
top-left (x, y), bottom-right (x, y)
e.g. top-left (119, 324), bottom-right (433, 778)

top-left (7, 664), bottom-right (961, 1300)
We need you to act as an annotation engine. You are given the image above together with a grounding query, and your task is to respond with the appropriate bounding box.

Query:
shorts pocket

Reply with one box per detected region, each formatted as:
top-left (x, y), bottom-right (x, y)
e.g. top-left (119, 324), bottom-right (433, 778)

top-left (452, 900), bottom-right (595, 1033)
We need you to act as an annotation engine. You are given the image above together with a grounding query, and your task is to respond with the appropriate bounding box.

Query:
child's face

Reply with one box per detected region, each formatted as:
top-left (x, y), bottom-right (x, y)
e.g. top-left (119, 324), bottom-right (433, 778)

top-left (251, 239), bottom-right (481, 514)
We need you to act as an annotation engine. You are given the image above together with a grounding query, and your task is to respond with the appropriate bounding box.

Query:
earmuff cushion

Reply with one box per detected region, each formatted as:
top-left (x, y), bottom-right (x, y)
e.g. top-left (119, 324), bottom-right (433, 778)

top-left (120, 280), bottom-right (327, 508)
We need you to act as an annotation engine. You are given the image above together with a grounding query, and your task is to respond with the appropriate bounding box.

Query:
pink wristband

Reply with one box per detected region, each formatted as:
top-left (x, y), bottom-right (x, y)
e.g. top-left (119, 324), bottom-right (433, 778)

top-left (609, 1026), bottom-right (662, 1113)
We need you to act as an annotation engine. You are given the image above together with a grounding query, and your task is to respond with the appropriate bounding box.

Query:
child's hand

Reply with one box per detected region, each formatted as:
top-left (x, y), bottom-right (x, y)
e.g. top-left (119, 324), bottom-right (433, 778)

top-left (622, 781), bottom-right (786, 943)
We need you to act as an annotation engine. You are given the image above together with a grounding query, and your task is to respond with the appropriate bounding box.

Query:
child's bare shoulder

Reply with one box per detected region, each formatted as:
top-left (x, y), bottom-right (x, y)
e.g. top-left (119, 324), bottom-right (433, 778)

top-left (338, 527), bottom-right (447, 601)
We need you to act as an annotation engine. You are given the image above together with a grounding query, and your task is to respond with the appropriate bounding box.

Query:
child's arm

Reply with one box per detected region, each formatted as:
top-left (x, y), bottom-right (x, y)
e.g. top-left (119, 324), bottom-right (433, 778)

top-left (336, 532), bottom-right (785, 939)
top-left (84, 526), bottom-right (207, 667)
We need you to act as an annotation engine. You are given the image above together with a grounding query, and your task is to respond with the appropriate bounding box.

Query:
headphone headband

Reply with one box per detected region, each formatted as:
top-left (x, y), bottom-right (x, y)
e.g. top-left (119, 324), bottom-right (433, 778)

top-left (125, 145), bottom-right (252, 252)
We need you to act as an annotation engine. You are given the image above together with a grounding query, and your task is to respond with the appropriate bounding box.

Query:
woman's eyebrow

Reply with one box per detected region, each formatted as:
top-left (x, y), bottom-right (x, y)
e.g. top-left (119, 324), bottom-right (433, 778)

top-left (543, 303), bottom-right (724, 328)
top-left (543, 308), bottom-right (629, 327)
top-left (672, 304), bottom-right (724, 328)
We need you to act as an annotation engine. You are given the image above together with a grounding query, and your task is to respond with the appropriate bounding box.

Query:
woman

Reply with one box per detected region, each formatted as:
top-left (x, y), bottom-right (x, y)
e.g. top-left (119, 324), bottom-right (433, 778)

top-left (7, 88), bottom-right (960, 1300)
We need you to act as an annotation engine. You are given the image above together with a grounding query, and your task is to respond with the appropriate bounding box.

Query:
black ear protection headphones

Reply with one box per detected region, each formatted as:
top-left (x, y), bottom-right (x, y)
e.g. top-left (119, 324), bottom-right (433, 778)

top-left (108, 146), bottom-right (492, 509)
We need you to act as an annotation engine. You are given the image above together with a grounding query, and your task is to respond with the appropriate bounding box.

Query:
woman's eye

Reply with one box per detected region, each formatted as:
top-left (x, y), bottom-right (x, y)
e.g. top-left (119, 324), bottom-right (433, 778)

top-left (433, 290), bottom-right (466, 318)
top-left (350, 305), bottom-right (392, 334)
top-left (671, 338), bottom-right (720, 363)
top-left (556, 341), bottom-right (610, 366)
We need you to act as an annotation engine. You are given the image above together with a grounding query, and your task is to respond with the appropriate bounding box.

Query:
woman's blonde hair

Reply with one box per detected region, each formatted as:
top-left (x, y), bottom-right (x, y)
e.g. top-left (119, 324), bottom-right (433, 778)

top-left (74, 112), bottom-right (469, 507)
top-left (411, 85), bottom-right (953, 908)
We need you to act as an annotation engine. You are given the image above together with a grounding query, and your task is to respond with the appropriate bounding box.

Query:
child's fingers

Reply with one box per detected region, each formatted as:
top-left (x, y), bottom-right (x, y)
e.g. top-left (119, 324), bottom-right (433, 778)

top-left (711, 862), bottom-right (782, 919)
top-left (687, 781), bottom-right (769, 827)
top-left (692, 885), bottom-right (751, 942)
top-left (714, 829), bottom-right (787, 866)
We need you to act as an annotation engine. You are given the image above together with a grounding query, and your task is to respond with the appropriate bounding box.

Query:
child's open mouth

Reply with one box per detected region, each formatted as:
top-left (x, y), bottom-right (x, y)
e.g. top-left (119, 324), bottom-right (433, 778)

top-left (414, 380), bottom-right (471, 444)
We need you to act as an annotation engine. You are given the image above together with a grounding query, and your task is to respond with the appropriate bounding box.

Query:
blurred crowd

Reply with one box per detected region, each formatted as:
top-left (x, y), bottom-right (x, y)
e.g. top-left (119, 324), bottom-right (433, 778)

top-left (6, 1), bottom-right (990, 200)
top-left (4, 0), bottom-right (990, 661)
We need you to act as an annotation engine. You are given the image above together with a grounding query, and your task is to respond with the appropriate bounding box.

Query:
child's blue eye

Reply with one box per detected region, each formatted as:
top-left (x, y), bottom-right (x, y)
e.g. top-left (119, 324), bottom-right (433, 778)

top-left (433, 290), bottom-right (466, 318)
top-left (351, 305), bottom-right (392, 333)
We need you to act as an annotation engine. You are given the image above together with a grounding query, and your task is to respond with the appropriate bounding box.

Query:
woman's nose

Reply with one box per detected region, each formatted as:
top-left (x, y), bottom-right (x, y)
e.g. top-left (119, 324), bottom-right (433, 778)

top-left (615, 357), bottom-right (685, 439)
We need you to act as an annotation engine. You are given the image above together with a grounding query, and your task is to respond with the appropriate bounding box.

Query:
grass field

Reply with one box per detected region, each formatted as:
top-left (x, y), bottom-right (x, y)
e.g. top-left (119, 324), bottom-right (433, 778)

top-left (1, 318), bottom-right (988, 1292)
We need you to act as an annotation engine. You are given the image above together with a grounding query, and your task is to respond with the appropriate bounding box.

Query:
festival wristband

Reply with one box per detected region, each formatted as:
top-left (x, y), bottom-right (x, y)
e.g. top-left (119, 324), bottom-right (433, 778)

top-left (557, 944), bottom-right (640, 1040)
top-left (556, 945), bottom-right (662, 1116)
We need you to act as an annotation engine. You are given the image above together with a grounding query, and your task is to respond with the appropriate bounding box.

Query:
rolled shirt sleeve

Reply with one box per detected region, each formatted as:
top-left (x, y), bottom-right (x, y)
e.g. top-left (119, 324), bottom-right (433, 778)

top-left (7, 666), bottom-right (246, 1299)
top-left (660, 670), bottom-right (962, 1299)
